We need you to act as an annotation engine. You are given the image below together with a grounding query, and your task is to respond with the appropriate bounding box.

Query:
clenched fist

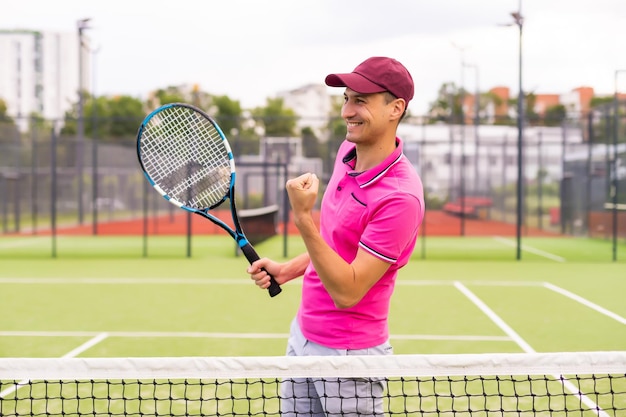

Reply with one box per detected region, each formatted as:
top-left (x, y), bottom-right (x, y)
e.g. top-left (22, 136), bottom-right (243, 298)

top-left (285, 173), bottom-right (319, 219)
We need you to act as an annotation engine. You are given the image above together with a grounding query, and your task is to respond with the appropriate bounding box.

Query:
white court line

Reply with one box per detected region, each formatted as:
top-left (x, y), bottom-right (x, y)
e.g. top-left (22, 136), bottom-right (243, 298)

top-left (454, 282), bottom-right (535, 353)
top-left (0, 277), bottom-right (547, 286)
top-left (397, 280), bottom-right (542, 287)
top-left (0, 277), bottom-right (250, 284)
top-left (0, 278), bottom-right (467, 286)
top-left (492, 236), bottom-right (566, 262)
top-left (0, 333), bottom-right (108, 399)
top-left (455, 281), bottom-right (609, 417)
top-left (543, 283), bottom-right (626, 325)
top-left (61, 332), bottom-right (109, 358)
top-left (460, 280), bottom-right (545, 287)
top-left (0, 238), bottom-right (48, 249)
top-left (0, 330), bottom-right (510, 342)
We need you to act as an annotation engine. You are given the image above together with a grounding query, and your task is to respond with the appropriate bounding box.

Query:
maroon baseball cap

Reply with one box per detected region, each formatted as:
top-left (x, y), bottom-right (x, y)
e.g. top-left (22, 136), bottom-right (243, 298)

top-left (325, 57), bottom-right (414, 104)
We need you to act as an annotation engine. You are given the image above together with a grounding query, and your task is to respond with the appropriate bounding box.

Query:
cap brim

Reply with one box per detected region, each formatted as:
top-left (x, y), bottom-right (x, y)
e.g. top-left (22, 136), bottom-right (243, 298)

top-left (325, 73), bottom-right (386, 94)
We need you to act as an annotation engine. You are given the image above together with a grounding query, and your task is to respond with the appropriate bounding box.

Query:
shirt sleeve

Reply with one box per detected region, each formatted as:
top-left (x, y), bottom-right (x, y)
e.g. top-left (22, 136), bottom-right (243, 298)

top-left (358, 193), bottom-right (423, 264)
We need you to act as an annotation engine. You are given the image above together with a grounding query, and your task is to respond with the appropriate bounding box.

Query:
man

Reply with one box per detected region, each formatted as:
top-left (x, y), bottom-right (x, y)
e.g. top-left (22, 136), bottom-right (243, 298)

top-left (247, 56), bottom-right (425, 417)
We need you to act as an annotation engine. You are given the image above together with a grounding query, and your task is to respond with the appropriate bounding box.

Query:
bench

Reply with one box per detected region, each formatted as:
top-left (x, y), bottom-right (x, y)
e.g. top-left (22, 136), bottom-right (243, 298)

top-left (443, 197), bottom-right (492, 218)
top-left (239, 204), bottom-right (279, 245)
top-left (457, 197), bottom-right (493, 207)
top-left (442, 202), bottom-right (477, 216)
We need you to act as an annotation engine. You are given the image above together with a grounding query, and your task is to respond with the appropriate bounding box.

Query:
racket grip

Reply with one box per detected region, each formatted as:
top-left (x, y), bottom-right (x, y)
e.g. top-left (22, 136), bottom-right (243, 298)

top-left (241, 242), bottom-right (282, 297)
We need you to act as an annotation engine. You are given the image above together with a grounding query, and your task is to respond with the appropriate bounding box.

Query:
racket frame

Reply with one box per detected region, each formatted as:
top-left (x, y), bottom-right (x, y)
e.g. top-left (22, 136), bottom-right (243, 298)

top-left (137, 103), bottom-right (282, 297)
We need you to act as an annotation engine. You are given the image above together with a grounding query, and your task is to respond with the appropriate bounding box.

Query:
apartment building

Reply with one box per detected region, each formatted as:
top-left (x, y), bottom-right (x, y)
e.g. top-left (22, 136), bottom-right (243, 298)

top-left (465, 85), bottom-right (596, 123)
top-left (0, 29), bottom-right (87, 127)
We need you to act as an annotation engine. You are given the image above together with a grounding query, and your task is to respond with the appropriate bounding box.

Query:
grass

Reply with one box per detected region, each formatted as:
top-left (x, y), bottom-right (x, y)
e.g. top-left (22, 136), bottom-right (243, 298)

top-left (0, 234), bottom-right (624, 358)
top-left (1, 235), bottom-right (624, 416)
top-left (1, 233), bottom-right (625, 262)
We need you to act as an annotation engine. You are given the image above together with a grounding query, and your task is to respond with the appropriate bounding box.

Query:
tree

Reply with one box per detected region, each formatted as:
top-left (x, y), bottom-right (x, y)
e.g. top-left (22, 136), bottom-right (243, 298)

top-left (253, 97), bottom-right (297, 137)
top-left (477, 90), bottom-right (507, 125)
top-left (61, 94), bottom-right (145, 142)
top-left (427, 82), bottom-right (463, 123)
top-left (146, 84), bottom-right (212, 110)
top-left (0, 98), bottom-right (9, 120)
top-left (213, 95), bottom-right (243, 137)
top-left (301, 126), bottom-right (322, 158)
top-left (152, 88), bottom-right (185, 106)
top-left (324, 96), bottom-right (346, 174)
top-left (84, 95), bottom-right (110, 138)
top-left (521, 92), bottom-right (540, 126)
top-left (588, 96), bottom-right (625, 145)
top-left (212, 95), bottom-right (261, 156)
top-left (0, 97), bottom-right (19, 146)
top-left (543, 104), bottom-right (566, 127)
top-left (590, 96), bottom-right (613, 108)
top-left (107, 95), bottom-right (144, 138)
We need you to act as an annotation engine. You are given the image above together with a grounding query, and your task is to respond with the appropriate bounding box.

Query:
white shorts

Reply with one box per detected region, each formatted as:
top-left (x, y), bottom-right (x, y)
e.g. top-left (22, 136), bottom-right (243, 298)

top-left (280, 318), bottom-right (393, 417)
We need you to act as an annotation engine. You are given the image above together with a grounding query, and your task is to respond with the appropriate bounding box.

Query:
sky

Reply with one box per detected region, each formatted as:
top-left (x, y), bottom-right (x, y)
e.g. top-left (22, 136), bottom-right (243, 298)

top-left (3, 0), bottom-right (626, 115)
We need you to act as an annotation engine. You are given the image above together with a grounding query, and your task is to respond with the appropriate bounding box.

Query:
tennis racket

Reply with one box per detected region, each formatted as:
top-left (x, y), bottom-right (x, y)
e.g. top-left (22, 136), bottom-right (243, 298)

top-left (136, 102), bottom-right (282, 297)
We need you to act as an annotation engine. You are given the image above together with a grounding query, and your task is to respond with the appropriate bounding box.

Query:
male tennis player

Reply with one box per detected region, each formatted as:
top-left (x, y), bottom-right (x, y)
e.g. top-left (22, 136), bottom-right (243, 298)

top-left (248, 56), bottom-right (424, 417)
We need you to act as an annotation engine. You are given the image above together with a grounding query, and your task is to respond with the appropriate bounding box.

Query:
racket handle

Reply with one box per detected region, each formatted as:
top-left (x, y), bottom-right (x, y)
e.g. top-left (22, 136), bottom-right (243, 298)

top-left (241, 242), bottom-right (282, 297)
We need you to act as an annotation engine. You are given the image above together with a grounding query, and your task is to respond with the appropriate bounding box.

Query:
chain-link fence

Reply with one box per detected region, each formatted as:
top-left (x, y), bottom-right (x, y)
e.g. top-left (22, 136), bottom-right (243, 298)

top-left (1, 107), bottom-right (624, 258)
top-left (401, 111), bottom-right (625, 239)
top-left (0, 120), bottom-right (146, 236)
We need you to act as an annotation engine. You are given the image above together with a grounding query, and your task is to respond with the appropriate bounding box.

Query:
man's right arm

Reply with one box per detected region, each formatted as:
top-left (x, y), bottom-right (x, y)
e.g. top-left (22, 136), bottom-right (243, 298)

top-left (248, 252), bottom-right (310, 289)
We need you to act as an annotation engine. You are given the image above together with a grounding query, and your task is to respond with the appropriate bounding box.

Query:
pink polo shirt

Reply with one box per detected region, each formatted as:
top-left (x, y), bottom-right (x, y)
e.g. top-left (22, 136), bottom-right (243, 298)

top-left (297, 138), bottom-right (424, 349)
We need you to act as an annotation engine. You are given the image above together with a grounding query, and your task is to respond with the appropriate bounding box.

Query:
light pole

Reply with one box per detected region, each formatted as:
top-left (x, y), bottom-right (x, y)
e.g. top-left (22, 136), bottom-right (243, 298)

top-left (510, 4), bottom-right (524, 260)
top-left (464, 63), bottom-right (480, 194)
top-left (612, 70), bottom-right (625, 262)
top-left (452, 43), bottom-right (469, 236)
top-left (91, 45), bottom-right (100, 236)
top-left (77, 18), bottom-right (91, 225)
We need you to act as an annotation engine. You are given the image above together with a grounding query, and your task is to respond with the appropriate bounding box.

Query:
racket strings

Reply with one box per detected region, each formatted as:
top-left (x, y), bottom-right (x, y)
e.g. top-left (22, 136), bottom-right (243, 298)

top-left (140, 106), bottom-right (233, 209)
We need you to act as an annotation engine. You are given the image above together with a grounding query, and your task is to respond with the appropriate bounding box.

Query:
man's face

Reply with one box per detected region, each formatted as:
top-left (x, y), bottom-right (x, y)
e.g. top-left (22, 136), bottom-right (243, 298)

top-left (341, 88), bottom-right (400, 145)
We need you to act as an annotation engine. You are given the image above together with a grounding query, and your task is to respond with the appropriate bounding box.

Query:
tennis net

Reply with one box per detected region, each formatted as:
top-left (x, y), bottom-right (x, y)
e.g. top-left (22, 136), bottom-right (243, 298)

top-left (1, 351), bottom-right (625, 416)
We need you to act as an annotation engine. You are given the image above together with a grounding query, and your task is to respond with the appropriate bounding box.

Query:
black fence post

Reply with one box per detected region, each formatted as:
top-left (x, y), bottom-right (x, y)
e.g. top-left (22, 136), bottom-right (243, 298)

top-left (51, 127), bottom-right (58, 258)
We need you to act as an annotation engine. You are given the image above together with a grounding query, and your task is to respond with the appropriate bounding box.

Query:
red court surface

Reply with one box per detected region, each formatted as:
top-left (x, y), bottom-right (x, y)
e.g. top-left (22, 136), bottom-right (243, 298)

top-left (38, 210), bottom-right (559, 237)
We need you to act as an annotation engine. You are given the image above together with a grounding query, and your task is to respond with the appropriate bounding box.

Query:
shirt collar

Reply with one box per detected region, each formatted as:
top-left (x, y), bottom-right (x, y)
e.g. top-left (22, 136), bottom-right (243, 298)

top-left (341, 138), bottom-right (405, 188)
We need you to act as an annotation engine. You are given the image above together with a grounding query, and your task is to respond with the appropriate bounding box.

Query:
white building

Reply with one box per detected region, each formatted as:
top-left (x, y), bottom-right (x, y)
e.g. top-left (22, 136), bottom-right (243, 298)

top-left (236, 136), bottom-right (323, 210)
top-left (276, 82), bottom-right (590, 199)
top-left (0, 29), bottom-right (88, 128)
top-left (277, 83), bottom-right (333, 140)
top-left (397, 123), bottom-right (585, 197)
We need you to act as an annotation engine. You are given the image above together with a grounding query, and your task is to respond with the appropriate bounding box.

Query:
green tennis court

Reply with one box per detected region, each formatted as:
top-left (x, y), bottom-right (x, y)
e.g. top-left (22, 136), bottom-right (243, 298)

top-left (1, 235), bottom-right (624, 358)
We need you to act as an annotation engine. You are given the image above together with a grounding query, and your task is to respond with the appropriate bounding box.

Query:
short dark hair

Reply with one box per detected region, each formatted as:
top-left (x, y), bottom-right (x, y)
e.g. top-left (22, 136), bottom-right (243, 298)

top-left (382, 91), bottom-right (408, 121)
